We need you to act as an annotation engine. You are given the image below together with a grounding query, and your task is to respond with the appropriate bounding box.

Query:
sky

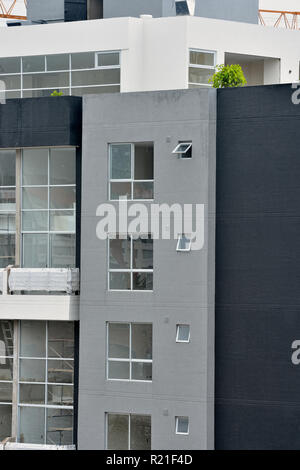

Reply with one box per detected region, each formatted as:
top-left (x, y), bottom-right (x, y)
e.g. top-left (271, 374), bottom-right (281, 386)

top-left (1, 0), bottom-right (300, 26)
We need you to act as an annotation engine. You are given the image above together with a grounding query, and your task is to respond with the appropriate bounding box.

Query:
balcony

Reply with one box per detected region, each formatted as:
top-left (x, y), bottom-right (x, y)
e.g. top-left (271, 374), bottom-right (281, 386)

top-left (0, 268), bottom-right (80, 321)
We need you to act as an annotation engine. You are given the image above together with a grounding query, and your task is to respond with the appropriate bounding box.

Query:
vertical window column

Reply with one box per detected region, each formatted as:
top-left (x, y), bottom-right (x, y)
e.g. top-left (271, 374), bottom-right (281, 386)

top-left (0, 150), bottom-right (16, 268)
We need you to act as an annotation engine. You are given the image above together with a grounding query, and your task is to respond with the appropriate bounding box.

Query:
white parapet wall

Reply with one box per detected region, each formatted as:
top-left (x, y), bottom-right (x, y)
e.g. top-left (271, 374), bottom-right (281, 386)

top-left (0, 268), bottom-right (80, 321)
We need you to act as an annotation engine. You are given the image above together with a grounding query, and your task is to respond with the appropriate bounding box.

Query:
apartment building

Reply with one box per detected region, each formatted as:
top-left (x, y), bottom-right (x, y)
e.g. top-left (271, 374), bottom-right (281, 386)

top-left (0, 0), bottom-right (300, 450)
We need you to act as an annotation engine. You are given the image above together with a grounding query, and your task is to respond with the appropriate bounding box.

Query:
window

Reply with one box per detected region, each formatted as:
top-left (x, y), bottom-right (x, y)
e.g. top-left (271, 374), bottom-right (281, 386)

top-left (18, 321), bottom-right (74, 445)
top-left (109, 234), bottom-right (153, 291)
top-left (176, 416), bottom-right (189, 435)
top-left (172, 142), bottom-right (192, 159)
top-left (107, 323), bottom-right (152, 381)
top-left (0, 150), bottom-right (16, 268)
top-left (176, 325), bottom-right (190, 343)
top-left (109, 143), bottom-right (154, 200)
top-left (189, 49), bottom-right (216, 87)
top-left (176, 234), bottom-right (191, 252)
top-left (0, 321), bottom-right (13, 441)
top-left (106, 413), bottom-right (151, 450)
top-left (21, 148), bottom-right (76, 268)
top-left (0, 51), bottom-right (120, 99)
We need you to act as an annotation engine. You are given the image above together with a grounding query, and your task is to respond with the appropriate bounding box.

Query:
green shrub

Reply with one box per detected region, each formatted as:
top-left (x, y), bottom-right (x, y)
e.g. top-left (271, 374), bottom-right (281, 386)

top-left (50, 90), bottom-right (63, 97)
top-left (209, 64), bottom-right (247, 88)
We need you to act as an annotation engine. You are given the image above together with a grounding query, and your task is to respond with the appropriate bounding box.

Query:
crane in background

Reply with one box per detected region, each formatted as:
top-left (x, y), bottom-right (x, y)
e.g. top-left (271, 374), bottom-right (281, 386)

top-left (0, 0), bottom-right (27, 20)
top-left (259, 9), bottom-right (300, 29)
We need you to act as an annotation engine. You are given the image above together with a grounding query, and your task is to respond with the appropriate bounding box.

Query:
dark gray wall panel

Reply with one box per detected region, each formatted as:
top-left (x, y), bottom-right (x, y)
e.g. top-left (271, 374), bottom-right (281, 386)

top-left (0, 97), bottom-right (82, 148)
top-left (65, 0), bottom-right (87, 22)
top-left (216, 84), bottom-right (300, 449)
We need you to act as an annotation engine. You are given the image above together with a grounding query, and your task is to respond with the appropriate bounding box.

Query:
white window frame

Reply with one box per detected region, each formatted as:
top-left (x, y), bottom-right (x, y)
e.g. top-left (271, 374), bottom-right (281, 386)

top-left (175, 416), bottom-right (190, 435)
top-left (176, 234), bottom-right (192, 252)
top-left (95, 51), bottom-right (120, 69)
top-left (20, 147), bottom-right (76, 268)
top-left (176, 324), bottom-right (191, 343)
top-left (108, 234), bottom-right (153, 292)
top-left (188, 48), bottom-right (216, 87)
top-left (172, 142), bottom-right (192, 157)
top-left (106, 322), bottom-right (152, 383)
top-left (105, 412), bottom-right (151, 450)
top-left (0, 51), bottom-right (121, 98)
top-left (109, 143), bottom-right (154, 202)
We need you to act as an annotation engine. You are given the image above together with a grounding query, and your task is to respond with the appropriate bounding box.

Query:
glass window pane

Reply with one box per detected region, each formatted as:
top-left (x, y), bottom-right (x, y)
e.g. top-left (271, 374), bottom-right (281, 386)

top-left (110, 144), bottom-right (131, 180)
top-left (46, 409), bottom-right (73, 446)
top-left (133, 272), bottom-right (153, 291)
top-left (0, 57), bottom-right (20, 74)
top-left (107, 414), bottom-right (129, 450)
top-left (97, 52), bottom-right (119, 67)
top-left (189, 67), bottom-right (214, 85)
top-left (133, 237), bottom-right (153, 269)
top-left (20, 359), bottom-right (46, 382)
top-left (20, 321), bottom-right (46, 357)
top-left (22, 211), bottom-right (48, 231)
top-left (71, 85), bottom-right (120, 96)
top-left (130, 415), bottom-right (151, 450)
top-left (48, 360), bottom-right (74, 384)
top-left (0, 150), bottom-right (16, 186)
top-left (50, 234), bottom-right (75, 268)
top-left (23, 72), bottom-right (69, 89)
top-left (109, 237), bottom-right (130, 269)
top-left (48, 322), bottom-right (74, 359)
top-left (110, 182), bottom-right (131, 200)
top-left (131, 362), bottom-right (152, 381)
top-left (22, 55), bottom-right (45, 73)
top-left (108, 361), bottom-right (130, 380)
top-left (19, 384), bottom-right (45, 404)
top-left (71, 52), bottom-right (95, 70)
top-left (50, 187), bottom-right (76, 210)
top-left (0, 214), bottom-right (16, 233)
top-left (50, 148), bottom-right (76, 185)
top-left (109, 272), bottom-right (131, 290)
top-left (0, 405), bottom-right (12, 441)
top-left (23, 234), bottom-right (48, 268)
top-left (133, 182), bottom-right (153, 200)
top-left (134, 143), bottom-right (154, 180)
top-left (176, 416), bottom-right (189, 434)
top-left (177, 325), bottom-right (190, 342)
top-left (131, 324), bottom-right (152, 360)
top-left (108, 323), bottom-right (130, 358)
top-left (50, 211), bottom-right (75, 232)
top-left (47, 54), bottom-right (69, 72)
top-left (22, 148), bottom-right (48, 186)
top-left (1, 90), bottom-right (21, 99)
top-left (190, 51), bottom-right (215, 67)
top-left (19, 406), bottom-right (45, 444)
top-left (0, 234), bottom-right (15, 268)
top-left (0, 321), bottom-right (14, 358)
top-left (0, 188), bottom-right (15, 211)
top-left (47, 385), bottom-right (73, 406)
top-left (0, 358), bottom-right (13, 381)
top-left (71, 68), bottom-right (120, 87)
top-left (0, 75), bottom-right (21, 90)
top-left (0, 382), bottom-right (12, 403)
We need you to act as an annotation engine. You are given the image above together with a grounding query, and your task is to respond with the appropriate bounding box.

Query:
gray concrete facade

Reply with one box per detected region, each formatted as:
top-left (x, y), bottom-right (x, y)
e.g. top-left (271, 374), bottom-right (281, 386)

top-left (78, 88), bottom-right (216, 450)
top-left (104, 0), bottom-right (259, 24)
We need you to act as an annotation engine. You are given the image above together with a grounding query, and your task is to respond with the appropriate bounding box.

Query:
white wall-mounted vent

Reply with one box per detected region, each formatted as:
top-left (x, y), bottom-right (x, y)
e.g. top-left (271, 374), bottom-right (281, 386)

top-left (175, 0), bottom-right (195, 16)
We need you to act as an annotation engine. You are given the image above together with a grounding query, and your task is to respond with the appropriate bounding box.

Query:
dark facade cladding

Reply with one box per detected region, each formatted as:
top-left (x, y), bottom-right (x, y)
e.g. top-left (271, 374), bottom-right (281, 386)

top-left (215, 84), bottom-right (300, 449)
top-left (65, 0), bottom-right (87, 22)
top-left (0, 96), bottom-right (82, 148)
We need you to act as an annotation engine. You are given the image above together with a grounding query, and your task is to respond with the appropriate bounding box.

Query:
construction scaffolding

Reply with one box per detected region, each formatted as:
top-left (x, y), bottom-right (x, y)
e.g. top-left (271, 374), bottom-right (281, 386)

top-left (259, 9), bottom-right (300, 30)
top-left (0, 0), bottom-right (27, 20)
